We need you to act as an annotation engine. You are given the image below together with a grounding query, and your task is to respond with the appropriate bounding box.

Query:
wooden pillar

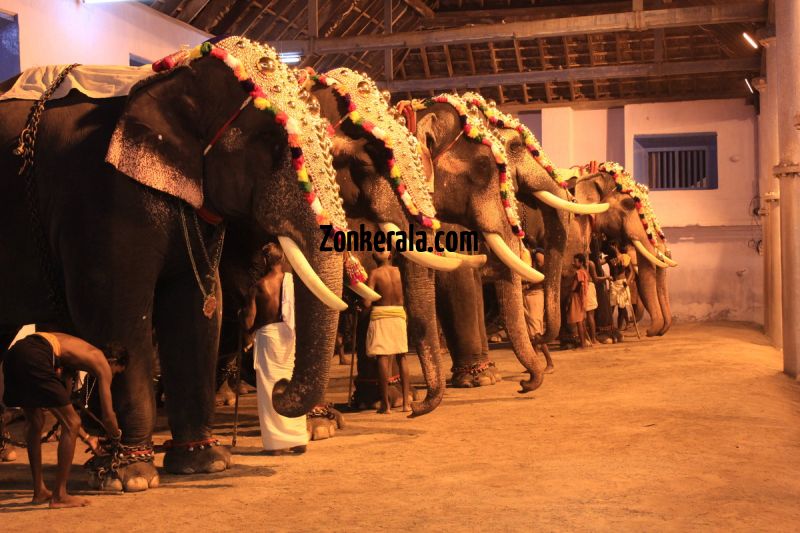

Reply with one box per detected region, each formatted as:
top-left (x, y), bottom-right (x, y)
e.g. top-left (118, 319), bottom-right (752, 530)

top-left (754, 35), bottom-right (783, 348)
top-left (774, 0), bottom-right (800, 376)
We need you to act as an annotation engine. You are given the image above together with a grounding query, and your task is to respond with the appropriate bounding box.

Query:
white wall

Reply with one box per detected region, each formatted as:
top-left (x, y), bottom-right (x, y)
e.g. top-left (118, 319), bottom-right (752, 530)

top-left (537, 98), bottom-right (763, 325)
top-left (0, 0), bottom-right (208, 69)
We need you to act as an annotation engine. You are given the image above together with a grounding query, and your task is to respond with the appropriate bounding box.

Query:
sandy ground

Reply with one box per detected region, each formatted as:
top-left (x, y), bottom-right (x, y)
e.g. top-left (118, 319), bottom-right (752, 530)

top-left (1, 321), bottom-right (800, 531)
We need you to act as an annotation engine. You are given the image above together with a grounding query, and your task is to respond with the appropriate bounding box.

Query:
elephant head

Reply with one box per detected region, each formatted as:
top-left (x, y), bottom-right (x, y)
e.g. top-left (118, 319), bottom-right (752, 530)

top-left (307, 68), bottom-right (461, 415)
top-left (410, 94), bottom-right (547, 392)
top-left (106, 37), bottom-right (355, 417)
top-left (461, 92), bottom-right (608, 344)
top-left (571, 161), bottom-right (673, 336)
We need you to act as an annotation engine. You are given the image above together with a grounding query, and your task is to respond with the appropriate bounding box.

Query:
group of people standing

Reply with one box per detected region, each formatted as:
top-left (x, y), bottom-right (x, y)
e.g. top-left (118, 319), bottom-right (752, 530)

top-left (522, 238), bottom-right (641, 362)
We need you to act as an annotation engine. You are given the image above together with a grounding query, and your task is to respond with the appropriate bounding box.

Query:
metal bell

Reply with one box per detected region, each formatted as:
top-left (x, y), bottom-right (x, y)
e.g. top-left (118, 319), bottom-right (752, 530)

top-left (259, 57), bottom-right (276, 73)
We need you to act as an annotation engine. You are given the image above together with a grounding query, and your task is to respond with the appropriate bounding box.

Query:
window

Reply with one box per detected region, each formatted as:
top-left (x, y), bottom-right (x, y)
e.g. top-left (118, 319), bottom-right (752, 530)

top-left (633, 133), bottom-right (718, 190)
top-left (0, 12), bottom-right (20, 81)
top-left (129, 54), bottom-right (151, 67)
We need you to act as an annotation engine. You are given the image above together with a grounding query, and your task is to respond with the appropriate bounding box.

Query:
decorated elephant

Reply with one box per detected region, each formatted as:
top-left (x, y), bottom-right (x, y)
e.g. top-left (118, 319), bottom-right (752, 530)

top-left (0, 36), bottom-right (358, 491)
top-left (433, 93), bottom-right (608, 386)
top-left (568, 161), bottom-right (675, 337)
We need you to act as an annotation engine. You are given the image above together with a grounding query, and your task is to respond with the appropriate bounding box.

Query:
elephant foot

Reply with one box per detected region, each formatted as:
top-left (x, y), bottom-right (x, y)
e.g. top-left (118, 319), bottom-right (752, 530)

top-left (85, 444), bottom-right (159, 492)
top-left (307, 404), bottom-right (345, 441)
top-left (215, 381), bottom-right (236, 406)
top-left (163, 438), bottom-right (232, 475)
top-left (451, 361), bottom-right (498, 388)
top-left (0, 444), bottom-right (17, 462)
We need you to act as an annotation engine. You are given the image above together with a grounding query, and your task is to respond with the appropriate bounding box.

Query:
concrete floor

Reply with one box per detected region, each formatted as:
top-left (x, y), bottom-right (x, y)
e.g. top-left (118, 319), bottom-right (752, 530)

top-left (1, 322), bottom-right (799, 531)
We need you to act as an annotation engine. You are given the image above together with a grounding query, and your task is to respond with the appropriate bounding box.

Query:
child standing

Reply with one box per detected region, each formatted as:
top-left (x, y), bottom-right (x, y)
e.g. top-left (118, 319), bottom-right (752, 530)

top-left (568, 254), bottom-right (590, 349)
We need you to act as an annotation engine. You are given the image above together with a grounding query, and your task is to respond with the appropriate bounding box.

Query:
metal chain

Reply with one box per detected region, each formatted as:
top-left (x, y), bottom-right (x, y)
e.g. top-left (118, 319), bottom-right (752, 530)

top-left (190, 211), bottom-right (225, 276)
top-left (179, 204), bottom-right (212, 301)
top-left (13, 64), bottom-right (79, 320)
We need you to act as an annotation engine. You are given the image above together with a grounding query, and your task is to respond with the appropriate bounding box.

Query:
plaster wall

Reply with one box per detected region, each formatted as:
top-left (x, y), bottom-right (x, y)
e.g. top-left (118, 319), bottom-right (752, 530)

top-left (0, 0), bottom-right (208, 70)
top-left (538, 99), bottom-right (763, 324)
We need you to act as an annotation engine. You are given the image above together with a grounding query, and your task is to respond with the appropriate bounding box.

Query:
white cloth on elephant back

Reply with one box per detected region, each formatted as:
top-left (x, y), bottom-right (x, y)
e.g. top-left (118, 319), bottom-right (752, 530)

top-left (253, 274), bottom-right (307, 451)
top-left (0, 64), bottom-right (153, 101)
top-left (585, 282), bottom-right (598, 311)
top-left (523, 287), bottom-right (544, 338)
top-left (366, 306), bottom-right (408, 356)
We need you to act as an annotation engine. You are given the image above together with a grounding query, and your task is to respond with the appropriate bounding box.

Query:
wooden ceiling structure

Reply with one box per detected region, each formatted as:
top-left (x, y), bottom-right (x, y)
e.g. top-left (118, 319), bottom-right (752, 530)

top-left (150, 0), bottom-right (767, 110)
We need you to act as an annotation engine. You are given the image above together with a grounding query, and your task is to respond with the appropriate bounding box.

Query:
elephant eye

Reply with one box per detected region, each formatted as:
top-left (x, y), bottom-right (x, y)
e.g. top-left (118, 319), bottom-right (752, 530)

top-left (620, 196), bottom-right (637, 211)
top-left (509, 140), bottom-right (523, 153)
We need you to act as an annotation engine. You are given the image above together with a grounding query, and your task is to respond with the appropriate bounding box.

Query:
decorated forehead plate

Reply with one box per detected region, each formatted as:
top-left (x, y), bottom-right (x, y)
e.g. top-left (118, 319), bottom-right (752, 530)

top-left (314, 68), bottom-right (439, 229)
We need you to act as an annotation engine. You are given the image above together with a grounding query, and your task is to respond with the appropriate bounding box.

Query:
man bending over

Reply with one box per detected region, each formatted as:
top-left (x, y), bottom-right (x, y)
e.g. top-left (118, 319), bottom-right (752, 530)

top-left (3, 332), bottom-right (126, 508)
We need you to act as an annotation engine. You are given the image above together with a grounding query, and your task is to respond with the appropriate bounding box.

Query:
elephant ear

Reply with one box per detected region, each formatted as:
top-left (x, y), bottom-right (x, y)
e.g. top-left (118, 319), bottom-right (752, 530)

top-left (106, 67), bottom-right (205, 208)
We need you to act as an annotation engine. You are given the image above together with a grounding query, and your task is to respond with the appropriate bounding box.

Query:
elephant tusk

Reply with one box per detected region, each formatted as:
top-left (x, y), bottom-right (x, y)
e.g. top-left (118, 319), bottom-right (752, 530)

top-left (443, 250), bottom-right (487, 268)
top-left (533, 190), bottom-right (609, 214)
top-left (632, 239), bottom-right (670, 269)
top-left (277, 236), bottom-right (348, 312)
top-left (348, 281), bottom-right (382, 302)
top-left (663, 254), bottom-right (679, 268)
top-left (482, 232), bottom-right (545, 283)
top-left (379, 223), bottom-right (462, 272)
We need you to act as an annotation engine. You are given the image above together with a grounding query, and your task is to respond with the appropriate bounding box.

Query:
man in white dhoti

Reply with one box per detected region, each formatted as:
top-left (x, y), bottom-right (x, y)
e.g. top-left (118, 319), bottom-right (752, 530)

top-left (364, 251), bottom-right (409, 414)
top-left (244, 243), bottom-right (308, 455)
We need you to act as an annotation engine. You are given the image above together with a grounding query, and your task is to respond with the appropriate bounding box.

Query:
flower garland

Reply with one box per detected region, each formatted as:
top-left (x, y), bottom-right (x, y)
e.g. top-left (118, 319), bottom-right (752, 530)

top-left (310, 70), bottom-right (440, 231)
top-left (152, 38), bottom-right (366, 286)
top-left (413, 94), bottom-right (525, 238)
top-left (461, 93), bottom-right (568, 188)
top-left (594, 161), bottom-right (666, 246)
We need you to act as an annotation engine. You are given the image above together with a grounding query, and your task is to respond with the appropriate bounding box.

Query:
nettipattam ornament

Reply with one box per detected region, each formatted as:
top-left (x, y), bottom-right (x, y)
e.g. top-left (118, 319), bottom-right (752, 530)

top-left (310, 68), bottom-right (440, 231)
top-left (151, 37), bottom-right (366, 286)
top-left (460, 92), bottom-right (568, 188)
top-left (594, 161), bottom-right (667, 247)
top-left (411, 94), bottom-right (525, 238)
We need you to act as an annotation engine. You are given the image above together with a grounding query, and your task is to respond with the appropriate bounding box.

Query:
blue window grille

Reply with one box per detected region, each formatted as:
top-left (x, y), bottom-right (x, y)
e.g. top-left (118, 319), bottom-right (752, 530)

top-left (0, 12), bottom-right (20, 81)
top-left (633, 132), bottom-right (718, 190)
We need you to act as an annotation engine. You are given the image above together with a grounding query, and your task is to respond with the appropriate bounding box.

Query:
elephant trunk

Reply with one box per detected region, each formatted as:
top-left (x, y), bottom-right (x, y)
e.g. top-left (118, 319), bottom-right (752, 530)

top-left (272, 246), bottom-right (342, 418)
top-left (495, 272), bottom-right (545, 393)
top-left (656, 266), bottom-right (672, 335)
top-left (400, 258), bottom-right (444, 416)
top-left (636, 260), bottom-right (665, 337)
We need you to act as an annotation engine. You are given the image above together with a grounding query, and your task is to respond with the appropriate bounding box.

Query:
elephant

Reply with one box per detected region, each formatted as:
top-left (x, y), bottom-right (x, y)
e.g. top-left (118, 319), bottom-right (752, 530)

top-left (0, 37), bottom-right (353, 491)
top-left (568, 161), bottom-right (674, 337)
top-left (433, 93), bottom-right (608, 386)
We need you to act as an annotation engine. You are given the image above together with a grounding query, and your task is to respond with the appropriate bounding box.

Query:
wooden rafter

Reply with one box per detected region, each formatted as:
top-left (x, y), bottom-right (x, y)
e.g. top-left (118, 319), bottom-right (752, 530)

top-left (512, 38), bottom-right (529, 104)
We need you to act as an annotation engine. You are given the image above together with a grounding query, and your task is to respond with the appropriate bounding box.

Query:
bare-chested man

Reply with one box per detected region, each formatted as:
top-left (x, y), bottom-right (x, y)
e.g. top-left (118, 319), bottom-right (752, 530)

top-left (3, 332), bottom-right (126, 508)
top-left (244, 243), bottom-right (308, 455)
top-left (364, 250), bottom-right (409, 414)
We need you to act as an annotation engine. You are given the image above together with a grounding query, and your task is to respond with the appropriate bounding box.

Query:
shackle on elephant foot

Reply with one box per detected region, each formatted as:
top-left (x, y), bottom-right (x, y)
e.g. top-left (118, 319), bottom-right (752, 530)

top-left (163, 438), bottom-right (233, 475)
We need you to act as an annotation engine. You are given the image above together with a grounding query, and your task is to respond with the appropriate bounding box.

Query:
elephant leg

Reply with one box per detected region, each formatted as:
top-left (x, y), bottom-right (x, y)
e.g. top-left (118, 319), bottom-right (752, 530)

top-left (400, 259), bottom-right (444, 415)
top-left (436, 267), bottom-right (493, 388)
top-left (636, 262), bottom-right (665, 337)
top-left (153, 275), bottom-right (232, 475)
top-left (0, 326), bottom-right (20, 462)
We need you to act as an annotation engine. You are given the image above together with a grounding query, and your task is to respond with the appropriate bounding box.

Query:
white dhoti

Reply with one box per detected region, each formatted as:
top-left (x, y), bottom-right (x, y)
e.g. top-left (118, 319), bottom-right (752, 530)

top-left (523, 287), bottom-right (545, 338)
top-left (366, 306), bottom-right (408, 356)
top-left (253, 274), bottom-right (308, 451)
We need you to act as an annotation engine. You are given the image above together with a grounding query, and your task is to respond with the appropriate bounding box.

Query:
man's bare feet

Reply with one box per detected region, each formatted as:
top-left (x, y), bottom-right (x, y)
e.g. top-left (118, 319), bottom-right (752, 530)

top-left (401, 406), bottom-right (411, 413)
top-left (49, 494), bottom-right (90, 509)
top-left (376, 406), bottom-right (391, 414)
top-left (31, 488), bottom-right (52, 504)
top-left (544, 365), bottom-right (555, 374)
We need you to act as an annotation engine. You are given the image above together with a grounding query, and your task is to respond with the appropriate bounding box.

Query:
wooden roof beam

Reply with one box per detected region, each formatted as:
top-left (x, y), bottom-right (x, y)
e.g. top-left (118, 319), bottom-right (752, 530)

top-left (267, 3), bottom-right (766, 55)
top-left (402, 0), bottom-right (434, 18)
top-left (383, 56), bottom-right (760, 92)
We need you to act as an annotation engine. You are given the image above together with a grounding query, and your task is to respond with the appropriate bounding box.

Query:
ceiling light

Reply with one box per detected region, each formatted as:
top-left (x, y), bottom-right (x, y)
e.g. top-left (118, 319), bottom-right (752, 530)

top-left (742, 32), bottom-right (759, 49)
top-left (745, 78), bottom-right (754, 94)
top-left (279, 52), bottom-right (302, 65)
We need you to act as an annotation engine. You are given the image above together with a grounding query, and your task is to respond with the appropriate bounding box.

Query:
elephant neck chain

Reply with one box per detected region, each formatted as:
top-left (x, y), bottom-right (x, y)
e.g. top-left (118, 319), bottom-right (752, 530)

top-left (178, 204), bottom-right (225, 319)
